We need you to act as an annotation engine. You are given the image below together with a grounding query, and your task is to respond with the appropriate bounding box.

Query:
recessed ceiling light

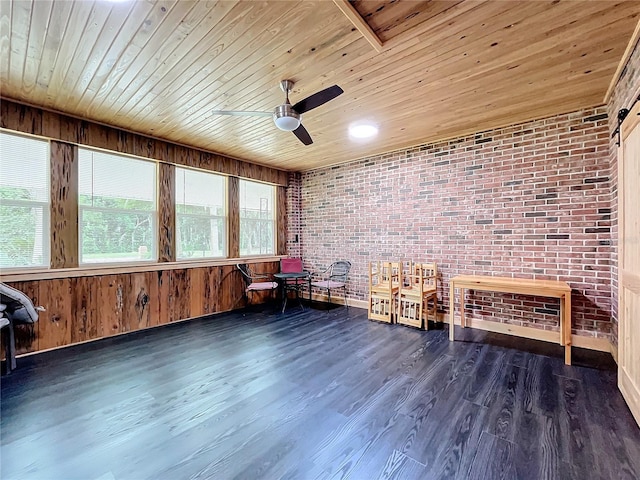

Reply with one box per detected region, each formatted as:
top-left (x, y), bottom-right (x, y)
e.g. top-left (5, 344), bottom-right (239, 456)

top-left (349, 123), bottom-right (378, 139)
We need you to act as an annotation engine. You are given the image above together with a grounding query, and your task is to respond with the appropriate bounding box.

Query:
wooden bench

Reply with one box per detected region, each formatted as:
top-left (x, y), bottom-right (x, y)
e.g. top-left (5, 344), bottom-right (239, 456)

top-left (449, 275), bottom-right (573, 365)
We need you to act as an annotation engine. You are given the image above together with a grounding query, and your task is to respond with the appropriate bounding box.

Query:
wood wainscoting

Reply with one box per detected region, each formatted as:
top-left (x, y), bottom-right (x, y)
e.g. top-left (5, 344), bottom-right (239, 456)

top-left (4, 260), bottom-right (279, 356)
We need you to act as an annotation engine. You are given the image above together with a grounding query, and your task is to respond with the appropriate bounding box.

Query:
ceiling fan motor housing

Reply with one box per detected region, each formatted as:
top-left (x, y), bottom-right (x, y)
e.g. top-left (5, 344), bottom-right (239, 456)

top-left (273, 104), bottom-right (301, 131)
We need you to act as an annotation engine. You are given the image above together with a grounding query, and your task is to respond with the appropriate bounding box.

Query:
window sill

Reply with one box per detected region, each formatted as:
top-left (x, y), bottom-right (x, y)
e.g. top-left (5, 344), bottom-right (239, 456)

top-left (0, 256), bottom-right (285, 282)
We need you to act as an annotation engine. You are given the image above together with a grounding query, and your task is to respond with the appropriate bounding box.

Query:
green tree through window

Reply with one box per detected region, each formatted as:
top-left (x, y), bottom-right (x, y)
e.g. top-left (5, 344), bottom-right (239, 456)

top-left (0, 131), bottom-right (50, 269)
top-left (239, 180), bottom-right (275, 256)
top-left (0, 187), bottom-right (39, 267)
top-left (78, 148), bottom-right (157, 264)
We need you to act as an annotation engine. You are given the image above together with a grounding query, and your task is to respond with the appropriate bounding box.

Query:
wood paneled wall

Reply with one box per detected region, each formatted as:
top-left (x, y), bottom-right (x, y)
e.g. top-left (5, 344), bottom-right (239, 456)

top-left (158, 163), bottom-right (176, 262)
top-left (7, 261), bottom-right (279, 355)
top-left (228, 177), bottom-right (240, 259)
top-left (0, 99), bottom-right (289, 186)
top-left (50, 141), bottom-right (78, 268)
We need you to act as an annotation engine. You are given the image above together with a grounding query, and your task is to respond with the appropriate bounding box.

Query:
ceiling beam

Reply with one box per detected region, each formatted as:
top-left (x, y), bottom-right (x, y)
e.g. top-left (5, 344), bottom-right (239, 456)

top-left (332, 0), bottom-right (384, 53)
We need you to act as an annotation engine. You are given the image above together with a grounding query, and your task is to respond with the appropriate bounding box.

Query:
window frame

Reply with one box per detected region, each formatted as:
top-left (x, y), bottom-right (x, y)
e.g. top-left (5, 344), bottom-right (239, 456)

top-left (78, 147), bottom-right (158, 266)
top-left (0, 130), bottom-right (51, 271)
top-left (175, 166), bottom-right (228, 261)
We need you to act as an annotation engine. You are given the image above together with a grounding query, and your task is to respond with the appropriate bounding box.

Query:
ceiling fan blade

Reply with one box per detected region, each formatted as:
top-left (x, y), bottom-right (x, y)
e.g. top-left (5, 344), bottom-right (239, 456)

top-left (210, 110), bottom-right (272, 117)
top-left (292, 124), bottom-right (313, 145)
top-left (292, 85), bottom-right (343, 114)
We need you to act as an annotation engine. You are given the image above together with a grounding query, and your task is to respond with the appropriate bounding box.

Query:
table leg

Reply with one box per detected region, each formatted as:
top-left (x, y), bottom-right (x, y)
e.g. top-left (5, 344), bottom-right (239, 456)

top-left (449, 282), bottom-right (455, 341)
top-left (280, 281), bottom-right (288, 314)
top-left (564, 292), bottom-right (572, 365)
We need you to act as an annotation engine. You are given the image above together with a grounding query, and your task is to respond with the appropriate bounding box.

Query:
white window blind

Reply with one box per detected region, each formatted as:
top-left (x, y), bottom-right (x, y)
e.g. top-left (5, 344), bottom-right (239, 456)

top-left (239, 179), bottom-right (275, 256)
top-left (0, 131), bottom-right (50, 269)
top-left (175, 167), bottom-right (227, 259)
top-left (78, 148), bottom-right (157, 264)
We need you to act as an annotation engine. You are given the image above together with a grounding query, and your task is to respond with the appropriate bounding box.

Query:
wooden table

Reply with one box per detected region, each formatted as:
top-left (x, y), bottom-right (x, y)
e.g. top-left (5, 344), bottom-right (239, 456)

top-left (449, 275), bottom-right (573, 365)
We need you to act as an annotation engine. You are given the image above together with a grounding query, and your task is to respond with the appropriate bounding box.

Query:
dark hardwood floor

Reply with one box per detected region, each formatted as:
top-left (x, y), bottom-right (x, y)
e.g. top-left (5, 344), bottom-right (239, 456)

top-left (1, 305), bottom-right (639, 480)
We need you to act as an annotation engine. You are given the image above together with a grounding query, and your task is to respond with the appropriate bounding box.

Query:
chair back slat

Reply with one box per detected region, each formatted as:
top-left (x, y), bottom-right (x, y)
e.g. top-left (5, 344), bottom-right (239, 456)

top-left (400, 261), bottom-right (424, 293)
top-left (415, 262), bottom-right (437, 290)
top-left (368, 260), bottom-right (400, 323)
top-left (329, 261), bottom-right (351, 283)
top-left (396, 261), bottom-right (439, 329)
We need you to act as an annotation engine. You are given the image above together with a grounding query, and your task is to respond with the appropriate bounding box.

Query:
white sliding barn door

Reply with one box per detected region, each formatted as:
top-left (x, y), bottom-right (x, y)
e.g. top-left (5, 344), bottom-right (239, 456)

top-left (619, 102), bottom-right (640, 426)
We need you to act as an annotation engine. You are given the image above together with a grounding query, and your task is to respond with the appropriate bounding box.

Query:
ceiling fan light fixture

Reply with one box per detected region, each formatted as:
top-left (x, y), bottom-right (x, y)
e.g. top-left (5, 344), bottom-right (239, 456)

top-left (273, 104), bottom-right (301, 131)
top-left (274, 115), bottom-right (301, 131)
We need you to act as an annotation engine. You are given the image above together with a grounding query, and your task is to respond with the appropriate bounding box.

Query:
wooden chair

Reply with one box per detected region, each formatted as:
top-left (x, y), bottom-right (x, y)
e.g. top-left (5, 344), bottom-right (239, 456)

top-left (397, 262), bottom-right (438, 329)
top-left (420, 263), bottom-right (438, 325)
top-left (368, 261), bottom-right (400, 323)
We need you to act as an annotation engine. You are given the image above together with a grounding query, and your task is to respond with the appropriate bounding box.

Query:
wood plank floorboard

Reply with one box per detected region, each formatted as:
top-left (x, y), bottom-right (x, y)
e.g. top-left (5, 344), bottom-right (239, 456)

top-left (466, 431), bottom-right (517, 480)
top-left (376, 450), bottom-right (428, 480)
top-left (1, 306), bottom-right (639, 480)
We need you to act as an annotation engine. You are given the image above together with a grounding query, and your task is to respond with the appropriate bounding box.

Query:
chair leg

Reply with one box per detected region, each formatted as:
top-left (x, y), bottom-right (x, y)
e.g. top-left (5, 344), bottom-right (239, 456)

top-left (328, 289), bottom-right (331, 306)
top-left (296, 286), bottom-right (304, 311)
top-left (344, 286), bottom-right (348, 308)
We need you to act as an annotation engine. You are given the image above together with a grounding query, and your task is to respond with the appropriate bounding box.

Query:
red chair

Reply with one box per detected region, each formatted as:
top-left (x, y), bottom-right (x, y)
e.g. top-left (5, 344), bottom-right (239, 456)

top-left (280, 258), bottom-right (304, 274)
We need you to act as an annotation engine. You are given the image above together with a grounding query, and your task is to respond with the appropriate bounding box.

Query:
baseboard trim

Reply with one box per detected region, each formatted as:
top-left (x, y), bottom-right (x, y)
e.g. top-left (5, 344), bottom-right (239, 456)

top-left (310, 293), bottom-right (368, 309)
top-left (21, 300), bottom-right (615, 359)
top-left (17, 310), bottom-right (227, 358)
top-left (572, 335), bottom-right (611, 353)
top-left (348, 305), bottom-right (615, 356)
top-left (451, 315), bottom-right (559, 343)
top-left (446, 314), bottom-right (613, 355)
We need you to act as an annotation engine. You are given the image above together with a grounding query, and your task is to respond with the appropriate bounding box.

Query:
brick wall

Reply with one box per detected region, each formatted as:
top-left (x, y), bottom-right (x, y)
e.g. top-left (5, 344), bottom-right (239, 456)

top-left (286, 171), bottom-right (303, 258)
top-left (606, 38), bottom-right (640, 347)
top-left (297, 107), bottom-right (613, 340)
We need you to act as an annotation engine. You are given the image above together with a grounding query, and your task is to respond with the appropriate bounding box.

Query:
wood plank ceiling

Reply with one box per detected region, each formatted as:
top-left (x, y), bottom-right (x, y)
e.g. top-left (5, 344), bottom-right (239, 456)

top-left (1, 0), bottom-right (638, 172)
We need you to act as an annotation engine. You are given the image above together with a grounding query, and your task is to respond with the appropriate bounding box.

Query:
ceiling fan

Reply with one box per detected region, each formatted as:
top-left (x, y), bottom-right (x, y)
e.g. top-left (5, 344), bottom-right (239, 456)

top-left (210, 80), bottom-right (343, 145)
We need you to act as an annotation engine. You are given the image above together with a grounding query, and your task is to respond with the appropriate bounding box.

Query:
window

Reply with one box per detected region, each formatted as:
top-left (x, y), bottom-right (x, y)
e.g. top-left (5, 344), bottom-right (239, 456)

top-left (78, 148), bottom-right (157, 264)
top-left (175, 167), bottom-right (226, 259)
top-left (0, 131), bottom-right (50, 269)
top-left (239, 179), bottom-right (275, 256)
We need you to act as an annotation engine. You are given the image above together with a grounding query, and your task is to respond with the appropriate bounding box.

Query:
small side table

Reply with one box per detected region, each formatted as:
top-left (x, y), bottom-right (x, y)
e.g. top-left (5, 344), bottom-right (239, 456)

top-left (273, 272), bottom-right (311, 313)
